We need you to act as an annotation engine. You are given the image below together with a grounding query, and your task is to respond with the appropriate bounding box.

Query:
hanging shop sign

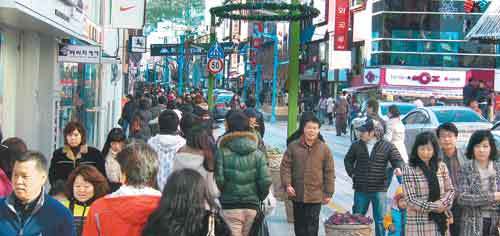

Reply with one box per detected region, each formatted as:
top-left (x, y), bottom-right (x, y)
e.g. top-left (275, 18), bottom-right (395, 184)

top-left (58, 44), bottom-right (101, 64)
top-left (129, 36), bottom-right (147, 53)
top-left (111, 0), bottom-right (146, 29)
top-left (363, 68), bottom-right (380, 85)
top-left (384, 69), bottom-right (466, 88)
top-left (334, 0), bottom-right (350, 50)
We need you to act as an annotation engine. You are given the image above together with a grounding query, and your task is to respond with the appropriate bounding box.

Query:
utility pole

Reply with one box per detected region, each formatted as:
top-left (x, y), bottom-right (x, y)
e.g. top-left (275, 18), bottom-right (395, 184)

top-left (208, 14), bottom-right (216, 110)
top-left (288, 0), bottom-right (300, 137)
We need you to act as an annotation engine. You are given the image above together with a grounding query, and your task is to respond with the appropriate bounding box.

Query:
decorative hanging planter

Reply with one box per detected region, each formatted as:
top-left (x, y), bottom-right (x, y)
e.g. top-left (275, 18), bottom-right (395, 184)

top-left (210, 3), bottom-right (320, 22)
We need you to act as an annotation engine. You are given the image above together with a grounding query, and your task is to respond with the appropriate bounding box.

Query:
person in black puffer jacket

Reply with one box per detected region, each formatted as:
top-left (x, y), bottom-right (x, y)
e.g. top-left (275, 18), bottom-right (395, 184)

top-left (49, 121), bottom-right (106, 186)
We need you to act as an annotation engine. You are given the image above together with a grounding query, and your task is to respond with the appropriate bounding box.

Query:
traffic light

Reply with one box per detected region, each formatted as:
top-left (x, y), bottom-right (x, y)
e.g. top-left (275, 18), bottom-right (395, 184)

top-left (464, 0), bottom-right (474, 13)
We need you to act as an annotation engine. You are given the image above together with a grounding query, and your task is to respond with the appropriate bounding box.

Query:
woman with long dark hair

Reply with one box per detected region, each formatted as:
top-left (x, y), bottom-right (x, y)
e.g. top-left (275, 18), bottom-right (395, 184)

top-left (101, 128), bottom-right (126, 185)
top-left (174, 113), bottom-right (219, 196)
top-left (457, 130), bottom-right (500, 236)
top-left (402, 132), bottom-right (454, 236)
top-left (142, 169), bottom-right (232, 236)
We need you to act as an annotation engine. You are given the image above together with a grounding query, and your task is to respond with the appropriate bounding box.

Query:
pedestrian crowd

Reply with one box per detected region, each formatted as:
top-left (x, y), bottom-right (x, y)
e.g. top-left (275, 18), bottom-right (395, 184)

top-left (0, 88), bottom-right (499, 236)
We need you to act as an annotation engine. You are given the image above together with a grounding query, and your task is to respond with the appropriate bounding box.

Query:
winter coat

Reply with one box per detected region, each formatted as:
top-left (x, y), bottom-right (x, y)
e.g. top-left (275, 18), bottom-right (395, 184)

top-left (215, 131), bottom-right (271, 210)
top-left (62, 200), bottom-right (91, 236)
top-left (402, 162), bottom-right (455, 236)
top-left (326, 97), bottom-right (335, 114)
top-left (82, 185), bottom-right (161, 236)
top-left (0, 193), bottom-right (75, 236)
top-left (105, 151), bottom-right (121, 183)
top-left (174, 150), bottom-right (220, 197)
top-left (0, 169), bottom-right (12, 197)
top-left (334, 96), bottom-right (349, 116)
top-left (344, 139), bottom-right (403, 192)
top-left (148, 134), bottom-right (186, 191)
top-left (280, 136), bottom-right (335, 203)
top-left (457, 161), bottom-right (500, 236)
top-left (122, 100), bottom-right (137, 123)
top-left (49, 145), bottom-right (106, 186)
top-left (384, 117), bottom-right (408, 163)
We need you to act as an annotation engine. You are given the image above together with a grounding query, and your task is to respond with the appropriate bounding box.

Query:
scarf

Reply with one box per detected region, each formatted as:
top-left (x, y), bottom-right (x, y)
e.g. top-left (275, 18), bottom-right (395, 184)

top-left (417, 160), bottom-right (447, 236)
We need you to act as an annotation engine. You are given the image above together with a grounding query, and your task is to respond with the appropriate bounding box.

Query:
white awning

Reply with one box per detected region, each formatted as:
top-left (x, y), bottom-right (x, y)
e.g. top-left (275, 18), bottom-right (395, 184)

top-left (466, 1), bottom-right (500, 41)
top-left (311, 24), bottom-right (328, 41)
top-left (380, 86), bottom-right (463, 99)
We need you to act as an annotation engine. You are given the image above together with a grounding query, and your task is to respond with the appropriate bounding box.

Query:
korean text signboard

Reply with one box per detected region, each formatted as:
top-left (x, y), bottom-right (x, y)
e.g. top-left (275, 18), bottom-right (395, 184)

top-left (58, 45), bottom-right (100, 64)
top-left (334, 0), bottom-right (350, 50)
top-left (384, 69), bottom-right (466, 88)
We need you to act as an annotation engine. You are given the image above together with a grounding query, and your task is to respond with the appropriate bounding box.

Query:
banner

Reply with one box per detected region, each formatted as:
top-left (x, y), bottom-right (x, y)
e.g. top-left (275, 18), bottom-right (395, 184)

top-left (58, 45), bottom-right (101, 64)
top-left (334, 0), bottom-right (350, 50)
top-left (384, 69), bottom-right (466, 88)
top-left (111, 0), bottom-right (146, 29)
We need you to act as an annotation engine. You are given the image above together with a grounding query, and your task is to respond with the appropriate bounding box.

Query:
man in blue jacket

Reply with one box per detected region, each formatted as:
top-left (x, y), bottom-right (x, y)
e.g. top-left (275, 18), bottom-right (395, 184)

top-left (0, 151), bottom-right (75, 236)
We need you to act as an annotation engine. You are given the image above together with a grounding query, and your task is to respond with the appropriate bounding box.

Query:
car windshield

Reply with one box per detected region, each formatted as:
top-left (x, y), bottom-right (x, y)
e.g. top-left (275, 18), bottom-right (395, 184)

top-left (216, 95), bottom-right (233, 104)
top-left (380, 104), bottom-right (416, 116)
top-left (434, 109), bottom-right (485, 123)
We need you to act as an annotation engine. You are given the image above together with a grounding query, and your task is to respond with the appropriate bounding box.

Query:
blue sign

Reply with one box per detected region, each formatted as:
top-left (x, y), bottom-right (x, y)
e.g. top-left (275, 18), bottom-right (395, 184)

top-left (207, 42), bottom-right (224, 59)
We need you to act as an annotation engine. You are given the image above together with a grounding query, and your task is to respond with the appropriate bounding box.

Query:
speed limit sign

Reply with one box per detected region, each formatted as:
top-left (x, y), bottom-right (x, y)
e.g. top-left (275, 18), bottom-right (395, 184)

top-left (207, 58), bottom-right (224, 74)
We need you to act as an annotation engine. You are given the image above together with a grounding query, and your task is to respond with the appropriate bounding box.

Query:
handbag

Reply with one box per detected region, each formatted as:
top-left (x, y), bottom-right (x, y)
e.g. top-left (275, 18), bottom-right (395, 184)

top-left (249, 202), bottom-right (270, 236)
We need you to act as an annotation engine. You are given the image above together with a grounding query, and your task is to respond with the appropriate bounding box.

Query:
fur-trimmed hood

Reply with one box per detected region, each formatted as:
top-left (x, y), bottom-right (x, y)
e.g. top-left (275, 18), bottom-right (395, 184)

top-left (218, 131), bottom-right (259, 155)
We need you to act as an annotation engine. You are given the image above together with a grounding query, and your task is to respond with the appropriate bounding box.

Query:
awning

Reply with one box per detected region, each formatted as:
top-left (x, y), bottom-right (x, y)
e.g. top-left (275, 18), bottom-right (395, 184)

top-left (342, 85), bottom-right (378, 92)
top-left (465, 1), bottom-right (500, 41)
top-left (380, 86), bottom-right (463, 99)
top-left (311, 24), bottom-right (328, 42)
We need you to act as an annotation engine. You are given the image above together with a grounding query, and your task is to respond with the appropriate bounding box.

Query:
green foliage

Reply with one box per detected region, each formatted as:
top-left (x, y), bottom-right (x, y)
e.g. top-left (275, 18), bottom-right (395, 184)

top-left (210, 3), bottom-right (320, 21)
top-left (146, 0), bottom-right (206, 29)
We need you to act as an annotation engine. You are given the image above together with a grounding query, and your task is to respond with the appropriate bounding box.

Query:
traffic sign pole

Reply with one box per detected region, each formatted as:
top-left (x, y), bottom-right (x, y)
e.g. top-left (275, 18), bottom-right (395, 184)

top-left (208, 15), bottom-right (216, 110)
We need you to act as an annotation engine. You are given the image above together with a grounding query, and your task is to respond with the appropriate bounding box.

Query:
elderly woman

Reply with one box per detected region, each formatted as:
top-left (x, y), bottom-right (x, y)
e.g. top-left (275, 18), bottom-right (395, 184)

top-left (457, 130), bottom-right (500, 236)
top-left (402, 132), bottom-right (454, 236)
top-left (49, 121), bottom-right (106, 186)
top-left (63, 165), bottom-right (109, 235)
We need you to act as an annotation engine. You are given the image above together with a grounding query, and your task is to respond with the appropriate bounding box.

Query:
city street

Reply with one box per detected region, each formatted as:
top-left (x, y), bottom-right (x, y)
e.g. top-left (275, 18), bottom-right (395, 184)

top-left (215, 121), bottom-right (355, 236)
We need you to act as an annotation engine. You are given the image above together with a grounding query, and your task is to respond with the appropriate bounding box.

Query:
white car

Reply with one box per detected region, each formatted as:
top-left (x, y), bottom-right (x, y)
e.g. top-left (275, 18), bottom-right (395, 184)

top-left (402, 106), bottom-right (492, 152)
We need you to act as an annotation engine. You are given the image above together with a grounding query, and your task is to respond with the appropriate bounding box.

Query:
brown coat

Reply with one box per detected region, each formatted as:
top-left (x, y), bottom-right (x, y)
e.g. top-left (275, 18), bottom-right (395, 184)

top-left (280, 137), bottom-right (335, 203)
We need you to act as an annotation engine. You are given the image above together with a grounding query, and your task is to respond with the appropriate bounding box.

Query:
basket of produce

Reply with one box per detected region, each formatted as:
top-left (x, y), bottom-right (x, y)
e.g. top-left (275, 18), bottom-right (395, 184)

top-left (266, 147), bottom-right (286, 201)
top-left (324, 212), bottom-right (373, 236)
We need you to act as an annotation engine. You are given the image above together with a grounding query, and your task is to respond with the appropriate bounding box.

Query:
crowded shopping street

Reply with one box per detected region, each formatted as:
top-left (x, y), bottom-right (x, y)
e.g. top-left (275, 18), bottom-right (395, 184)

top-left (3, 0), bottom-right (500, 236)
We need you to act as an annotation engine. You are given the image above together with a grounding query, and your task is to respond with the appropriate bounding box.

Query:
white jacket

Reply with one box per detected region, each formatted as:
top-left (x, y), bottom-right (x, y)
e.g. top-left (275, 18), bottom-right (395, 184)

top-left (384, 117), bottom-right (408, 163)
top-left (148, 134), bottom-right (186, 191)
top-left (173, 151), bottom-right (220, 197)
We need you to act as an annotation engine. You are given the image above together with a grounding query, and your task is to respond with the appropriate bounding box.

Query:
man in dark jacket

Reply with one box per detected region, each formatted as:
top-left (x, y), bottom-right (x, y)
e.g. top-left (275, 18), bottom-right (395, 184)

top-left (0, 151), bottom-right (75, 236)
top-left (215, 111), bottom-right (271, 236)
top-left (344, 119), bottom-right (403, 236)
top-left (463, 78), bottom-right (478, 106)
top-left (244, 95), bottom-right (265, 138)
top-left (281, 114), bottom-right (335, 236)
top-left (121, 94), bottom-right (137, 136)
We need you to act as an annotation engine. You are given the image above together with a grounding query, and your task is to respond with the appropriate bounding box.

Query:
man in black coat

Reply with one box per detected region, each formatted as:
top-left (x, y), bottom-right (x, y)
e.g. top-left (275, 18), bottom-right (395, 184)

top-left (244, 96), bottom-right (265, 138)
top-left (463, 78), bottom-right (478, 106)
top-left (121, 94), bottom-right (137, 136)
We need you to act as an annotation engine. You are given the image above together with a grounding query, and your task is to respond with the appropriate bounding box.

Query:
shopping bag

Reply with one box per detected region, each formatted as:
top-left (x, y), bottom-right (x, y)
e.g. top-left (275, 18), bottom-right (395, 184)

top-left (249, 203), bottom-right (270, 236)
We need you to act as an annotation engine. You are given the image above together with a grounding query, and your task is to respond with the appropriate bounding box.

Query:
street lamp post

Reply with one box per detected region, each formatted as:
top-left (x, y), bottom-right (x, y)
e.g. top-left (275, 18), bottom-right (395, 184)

top-left (288, 0), bottom-right (301, 137)
top-left (178, 35), bottom-right (185, 96)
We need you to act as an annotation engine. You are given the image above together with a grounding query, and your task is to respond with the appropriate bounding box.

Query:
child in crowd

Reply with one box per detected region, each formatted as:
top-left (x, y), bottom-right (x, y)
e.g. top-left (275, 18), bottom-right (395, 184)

top-left (383, 187), bottom-right (407, 236)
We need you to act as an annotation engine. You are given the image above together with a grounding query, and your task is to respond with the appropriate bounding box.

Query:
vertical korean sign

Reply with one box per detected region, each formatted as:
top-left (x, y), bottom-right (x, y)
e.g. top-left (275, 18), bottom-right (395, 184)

top-left (334, 0), bottom-right (350, 50)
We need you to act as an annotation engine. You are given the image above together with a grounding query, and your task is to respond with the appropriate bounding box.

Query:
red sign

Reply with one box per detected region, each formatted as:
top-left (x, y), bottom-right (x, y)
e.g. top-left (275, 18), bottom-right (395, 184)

top-left (334, 0), bottom-right (350, 50)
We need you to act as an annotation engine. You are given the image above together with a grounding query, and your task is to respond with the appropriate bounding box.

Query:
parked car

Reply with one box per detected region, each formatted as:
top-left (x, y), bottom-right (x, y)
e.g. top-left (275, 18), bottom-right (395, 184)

top-left (350, 102), bottom-right (417, 142)
top-left (402, 106), bottom-right (492, 152)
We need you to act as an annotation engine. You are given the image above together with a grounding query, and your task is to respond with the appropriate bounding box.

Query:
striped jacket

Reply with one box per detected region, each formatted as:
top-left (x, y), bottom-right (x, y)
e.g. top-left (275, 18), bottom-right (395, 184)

top-left (344, 139), bottom-right (403, 192)
top-left (402, 162), bottom-right (455, 236)
top-left (457, 161), bottom-right (500, 236)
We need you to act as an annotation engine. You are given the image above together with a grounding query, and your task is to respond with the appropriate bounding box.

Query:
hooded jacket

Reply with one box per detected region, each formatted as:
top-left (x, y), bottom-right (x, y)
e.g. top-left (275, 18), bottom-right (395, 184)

top-left (148, 134), bottom-right (186, 191)
top-left (82, 186), bottom-right (161, 236)
top-left (174, 151), bottom-right (220, 197)
top-left (215, 131), bottom-right (271, 210)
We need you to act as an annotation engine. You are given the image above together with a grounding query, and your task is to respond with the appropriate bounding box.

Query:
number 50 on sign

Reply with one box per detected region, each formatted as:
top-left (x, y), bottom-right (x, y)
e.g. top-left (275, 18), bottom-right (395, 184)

top-left (207, 58), bottom-right (224, 74)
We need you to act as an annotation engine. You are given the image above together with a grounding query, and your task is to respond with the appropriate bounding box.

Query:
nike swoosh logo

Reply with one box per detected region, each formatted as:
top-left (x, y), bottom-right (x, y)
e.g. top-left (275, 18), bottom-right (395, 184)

top-left (120, 5), bottom-right (136, 12)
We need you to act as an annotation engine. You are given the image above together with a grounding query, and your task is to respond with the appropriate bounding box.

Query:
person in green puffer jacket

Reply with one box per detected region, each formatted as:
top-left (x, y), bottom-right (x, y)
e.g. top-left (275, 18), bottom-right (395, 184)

top-left (215, 111), bottom-right (271, 236)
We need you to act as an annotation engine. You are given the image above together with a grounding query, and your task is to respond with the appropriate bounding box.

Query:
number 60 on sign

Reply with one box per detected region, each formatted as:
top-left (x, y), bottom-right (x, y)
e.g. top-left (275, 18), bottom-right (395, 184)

top-left (207, 58), bottom-right (224, 74)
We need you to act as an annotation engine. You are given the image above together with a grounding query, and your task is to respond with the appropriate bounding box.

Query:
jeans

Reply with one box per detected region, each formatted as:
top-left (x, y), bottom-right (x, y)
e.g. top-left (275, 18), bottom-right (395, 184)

top-left (223, 209), bottom-right (257, 236)
top-left (293, 202), bottom-right (322, 236)
top-left (353, 192), bottom-right (387, 236)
